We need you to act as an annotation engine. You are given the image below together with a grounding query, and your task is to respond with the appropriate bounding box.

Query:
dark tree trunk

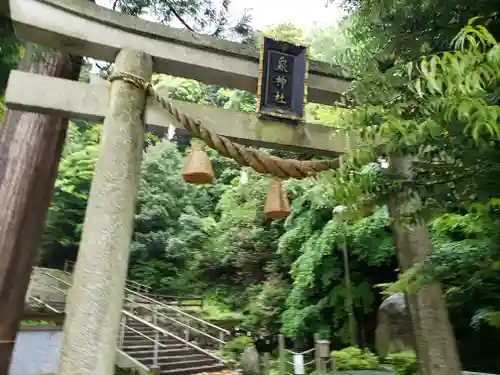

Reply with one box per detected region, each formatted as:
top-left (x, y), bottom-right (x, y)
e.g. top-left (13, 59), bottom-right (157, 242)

top-left (0, 43), bottom-right (83, 373)
top-left (388, 154), bottom-right (462, 375)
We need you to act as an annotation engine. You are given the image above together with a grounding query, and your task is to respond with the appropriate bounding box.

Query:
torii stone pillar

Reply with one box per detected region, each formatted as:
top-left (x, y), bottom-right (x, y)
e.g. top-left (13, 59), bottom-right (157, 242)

top-left (57, 49), bottom-right (152, 375)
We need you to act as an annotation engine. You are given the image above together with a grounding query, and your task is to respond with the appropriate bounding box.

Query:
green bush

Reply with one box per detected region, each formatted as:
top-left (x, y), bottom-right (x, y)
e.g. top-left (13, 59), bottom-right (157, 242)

top-left (386, 351), bottom-right (418, 375)
top-left (222, 335), bottom-right (255, 361)
top-left (331, 347), bottom-right (380, 370)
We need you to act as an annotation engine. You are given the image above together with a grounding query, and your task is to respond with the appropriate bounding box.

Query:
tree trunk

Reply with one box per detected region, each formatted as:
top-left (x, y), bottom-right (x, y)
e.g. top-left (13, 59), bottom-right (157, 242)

top-left (0, 43), bottom-right (83, 374)
top-left (388, 154), bottom-right (462, 375)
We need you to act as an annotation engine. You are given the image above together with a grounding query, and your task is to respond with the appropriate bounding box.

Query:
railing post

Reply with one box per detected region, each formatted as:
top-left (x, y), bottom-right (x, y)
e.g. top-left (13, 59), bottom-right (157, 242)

top-left (63, 261), bottom-right (68, 273)
top-left (218, 331), bottom-right (225, 352)
top-left (315, 335), bottom-right (330, 375)
top-left (279, 334), bottom-right (286, 375)
top-left (56, 49), bottom-right (153, 375)
top-left (153, 306), bottom-right (159, 367)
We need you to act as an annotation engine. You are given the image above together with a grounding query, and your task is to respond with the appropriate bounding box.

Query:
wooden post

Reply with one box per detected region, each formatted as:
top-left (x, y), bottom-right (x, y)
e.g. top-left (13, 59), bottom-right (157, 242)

top-left (314, 333), bottom-right (322, 375)
top-left (278, 334), bottom-right (286, 375)
top-left (56, 49), bottom-right (152, 375)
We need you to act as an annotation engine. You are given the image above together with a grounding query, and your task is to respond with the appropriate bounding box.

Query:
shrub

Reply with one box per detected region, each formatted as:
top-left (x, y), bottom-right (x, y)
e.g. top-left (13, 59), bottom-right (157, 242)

top-left (331, 346), bottom-right (380, 370)
top-left (223, 335), bottom-right (255, 361)
top-left (386, 351), bottom-right (418, 375)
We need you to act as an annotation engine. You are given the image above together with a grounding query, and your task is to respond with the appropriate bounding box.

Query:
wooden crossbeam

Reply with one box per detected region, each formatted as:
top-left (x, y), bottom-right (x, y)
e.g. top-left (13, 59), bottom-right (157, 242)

top-left (7, 0), bottom-right (351, 106)
top-left (5, 71), bottom-right (351, 156)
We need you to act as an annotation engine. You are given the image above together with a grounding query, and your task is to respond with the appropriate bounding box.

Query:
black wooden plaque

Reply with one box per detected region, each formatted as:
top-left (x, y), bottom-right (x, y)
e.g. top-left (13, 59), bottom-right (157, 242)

top-left (256, 37), bottom-right (309, 121)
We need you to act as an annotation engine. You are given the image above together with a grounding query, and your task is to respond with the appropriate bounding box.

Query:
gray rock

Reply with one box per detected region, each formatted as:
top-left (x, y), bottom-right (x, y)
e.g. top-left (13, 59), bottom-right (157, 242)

top-left (240, 347), bottom-right (261, 375)
top-left (375, 293), bottom-right (415, 358)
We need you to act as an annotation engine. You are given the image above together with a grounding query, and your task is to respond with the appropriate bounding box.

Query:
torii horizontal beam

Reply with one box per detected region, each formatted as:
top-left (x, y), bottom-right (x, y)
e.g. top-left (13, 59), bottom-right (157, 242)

top-left (6, 0), bottom-right (351, 106)
top-left (5, 70), bottom-right (352, 156)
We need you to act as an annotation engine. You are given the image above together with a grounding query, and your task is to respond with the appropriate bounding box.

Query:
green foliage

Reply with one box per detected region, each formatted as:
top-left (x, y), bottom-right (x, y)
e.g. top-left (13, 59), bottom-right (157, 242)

top-left (130, 140), bottom-right (216, 293)
top-left (194, 173), bottom-right (286, 311)
top-left (385, 351), bottom-right (418, 375)
top-left (0, 19), bottom-right (22, 97)
top-left (222, 335), bottom-right (255, 361)
top-left (279, 201), bottom-right (394, 344)
top-left (244, 277), bottom-right (290, 336)
top-left (197, 297), bottom-right (244, 321)
top-left (331, 347), bottom-right (380, 370)
top-left (32, 13), bottom-right (500, 372)
top-left (40, 122), bottom-right (100, 267)
top-left (21, 320), bottom-right (56, 326)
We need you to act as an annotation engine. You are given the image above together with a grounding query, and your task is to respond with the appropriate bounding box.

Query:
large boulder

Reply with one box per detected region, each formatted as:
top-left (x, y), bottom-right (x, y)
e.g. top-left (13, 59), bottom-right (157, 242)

top-left (375, 293), bottom-right (415, 358)
top-left (240, 347), bottom-right (261, 375)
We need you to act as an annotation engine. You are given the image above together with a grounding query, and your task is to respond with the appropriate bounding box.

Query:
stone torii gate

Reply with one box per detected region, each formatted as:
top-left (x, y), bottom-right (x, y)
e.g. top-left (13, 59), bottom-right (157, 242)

top-left (4, 0), bottom-right (351, 374)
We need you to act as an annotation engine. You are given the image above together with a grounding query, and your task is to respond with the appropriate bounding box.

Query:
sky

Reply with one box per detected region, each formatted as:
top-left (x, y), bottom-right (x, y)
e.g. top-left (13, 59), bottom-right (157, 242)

top-left (228, 0), bottom-right (345, 30)
top-left (95, 0), bottom-right (345, 32)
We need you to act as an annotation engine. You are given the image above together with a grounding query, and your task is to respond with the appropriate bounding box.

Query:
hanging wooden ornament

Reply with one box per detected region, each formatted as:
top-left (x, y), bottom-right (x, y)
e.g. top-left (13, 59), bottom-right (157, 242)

top-left (264, 179), bottom-right (291, 220)
top-left (182, 141), bottom-right (214, 184)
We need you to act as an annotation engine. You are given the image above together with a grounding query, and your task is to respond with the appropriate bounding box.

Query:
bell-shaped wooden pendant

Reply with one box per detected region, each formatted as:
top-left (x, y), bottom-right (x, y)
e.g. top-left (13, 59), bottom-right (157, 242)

top-left (182, 141), bottom-right (214, 184)
top-left (264, 180), bottom-right (291, 220)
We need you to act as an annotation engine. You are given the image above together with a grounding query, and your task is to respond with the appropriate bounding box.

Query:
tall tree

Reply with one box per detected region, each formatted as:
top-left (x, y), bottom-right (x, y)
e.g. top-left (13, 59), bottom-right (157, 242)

top-left (0, 41), bottom-right (86, 374)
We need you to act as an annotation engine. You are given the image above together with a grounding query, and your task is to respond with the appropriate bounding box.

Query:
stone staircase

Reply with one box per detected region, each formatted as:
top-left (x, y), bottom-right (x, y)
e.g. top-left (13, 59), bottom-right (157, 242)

top-left (26, 266), bottom-right (230, 375)
top-left (122, 318), bottom-right (225, 375)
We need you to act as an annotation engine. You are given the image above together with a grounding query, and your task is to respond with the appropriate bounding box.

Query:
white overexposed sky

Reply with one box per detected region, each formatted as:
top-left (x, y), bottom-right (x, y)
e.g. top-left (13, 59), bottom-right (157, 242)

top-left (95, 0), bottom-right (345, 32)
top-left (228, 0), bottom-right (345, 30)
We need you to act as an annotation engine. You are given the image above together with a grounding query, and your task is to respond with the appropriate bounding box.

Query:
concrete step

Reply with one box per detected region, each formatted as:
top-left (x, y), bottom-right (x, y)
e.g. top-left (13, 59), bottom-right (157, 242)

top-left (123, 339), bottom-right (186, 348)
top-left (122, 350), bottom-right (206, 360)
top-left (123, 333), bottom-right (180, 342)
top-left (141, 358), bottom-right (216, 369)
top-left (136, 352), bottom-right (207, 361)
top-left (123, 330), bottom-right (178, 337)
top-left (122, 345), bottom-right (198, 355)
top-left (160, 363), bottom-right (225, 375)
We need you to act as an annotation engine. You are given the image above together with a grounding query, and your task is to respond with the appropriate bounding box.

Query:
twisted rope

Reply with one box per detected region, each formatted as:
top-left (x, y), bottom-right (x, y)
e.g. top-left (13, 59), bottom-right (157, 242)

top-left (108, 71), bottom-right (340, 179)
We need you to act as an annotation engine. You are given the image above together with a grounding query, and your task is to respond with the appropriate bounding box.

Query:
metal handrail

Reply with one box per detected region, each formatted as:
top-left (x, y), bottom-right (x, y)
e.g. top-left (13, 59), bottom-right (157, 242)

top-left (32, 273), bottom-right (226, 368)
top-left (120, 320), bottom-right (165, 347)
top-left (28, 295), bottom-right (63, 313)
top-left (125, 297), bottom-right (226, 345)
top-left (40, 271), bottom-right (227, 337)
top-left (40, 272), bottom-right (72, 287)
top-left (64, 260), bottom-right (151, 294)
top-left (43, 283), bottom-right (69, 297)
top-left (141, 292), bottom-right (204, 308)
top-left (125, 287), bottom-right (230, 336)
top-left (38, 271), bottom-right (227, 358)
top-left (122, 310), bottom-right (225, 363)
top-left (126, 279), bottom-right (151, 293)
top-left (64, 261), bottom-right (202, 305)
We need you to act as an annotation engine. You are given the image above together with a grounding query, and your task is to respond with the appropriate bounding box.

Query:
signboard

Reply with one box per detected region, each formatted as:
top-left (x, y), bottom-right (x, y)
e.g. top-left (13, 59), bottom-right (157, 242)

top-left (256, 37), bottom-right (309, 121)
top-left (292, 353), bottom-right (305, 374)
